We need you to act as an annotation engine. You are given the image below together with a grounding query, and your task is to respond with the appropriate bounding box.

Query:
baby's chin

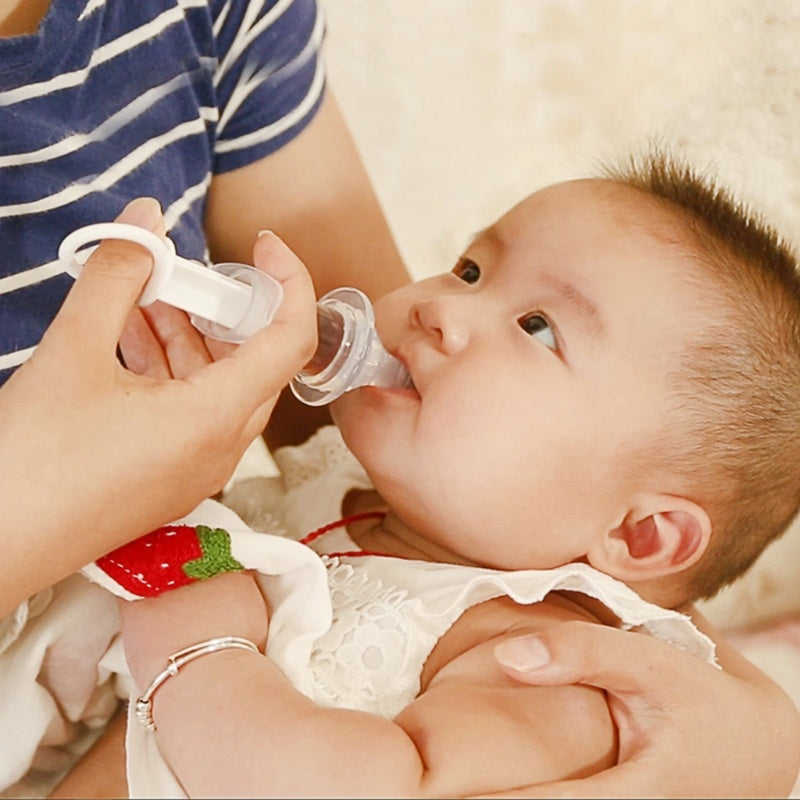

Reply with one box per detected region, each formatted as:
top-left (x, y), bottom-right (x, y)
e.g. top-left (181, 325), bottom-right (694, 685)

top-left (328, 384), bottom-right (379, 429)
top-left (330, 394), bottom-right (388, 472)
top-left (328, 393), bottom-right (349, 429)
top-left (330, 383), bottom-right (419, 474)
top-left (328, 393), bottom-right (361, 447)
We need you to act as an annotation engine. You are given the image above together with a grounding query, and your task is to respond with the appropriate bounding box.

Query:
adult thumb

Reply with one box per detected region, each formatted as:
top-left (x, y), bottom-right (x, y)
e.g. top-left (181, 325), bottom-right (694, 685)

top-left (47, 198), bottom-right (166, 355)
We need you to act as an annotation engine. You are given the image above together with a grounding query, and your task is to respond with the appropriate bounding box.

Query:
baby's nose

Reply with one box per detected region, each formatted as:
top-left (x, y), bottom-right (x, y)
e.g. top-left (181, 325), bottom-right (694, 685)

top-left (410, 295), bottom-right (471, 354)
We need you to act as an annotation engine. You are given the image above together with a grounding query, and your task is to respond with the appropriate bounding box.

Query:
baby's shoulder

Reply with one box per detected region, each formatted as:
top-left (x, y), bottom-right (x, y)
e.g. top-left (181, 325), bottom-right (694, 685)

top-left (421, 591), bottom-right (605, 690)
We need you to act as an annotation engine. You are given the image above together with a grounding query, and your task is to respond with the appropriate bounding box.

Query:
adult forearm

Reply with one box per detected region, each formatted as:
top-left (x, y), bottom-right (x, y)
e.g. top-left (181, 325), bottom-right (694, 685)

top-left (204, 87), bottom-right (412, 450)
top-left (205, 89), bottom-right (410, 303)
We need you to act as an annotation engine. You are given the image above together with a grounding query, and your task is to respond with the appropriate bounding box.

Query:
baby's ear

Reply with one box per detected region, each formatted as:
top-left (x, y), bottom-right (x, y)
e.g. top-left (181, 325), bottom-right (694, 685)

top-left (587, 494), bottom-right (711, 582)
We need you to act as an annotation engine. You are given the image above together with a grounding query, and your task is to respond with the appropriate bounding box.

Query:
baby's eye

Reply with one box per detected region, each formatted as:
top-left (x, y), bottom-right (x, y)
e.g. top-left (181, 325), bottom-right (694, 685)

top-left (518, 312), bottom-right (557, 351)
top-left (452, 258), bottom-right (481, 284)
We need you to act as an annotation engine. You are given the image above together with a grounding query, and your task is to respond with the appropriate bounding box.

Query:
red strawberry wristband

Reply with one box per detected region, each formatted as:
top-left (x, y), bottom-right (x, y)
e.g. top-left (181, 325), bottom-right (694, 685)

top-left (91, 523), bottom-right (245, 599)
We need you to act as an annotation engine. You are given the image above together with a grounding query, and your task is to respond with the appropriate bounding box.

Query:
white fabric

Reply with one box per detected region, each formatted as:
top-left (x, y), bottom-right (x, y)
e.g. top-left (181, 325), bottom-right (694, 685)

top-left (310, 556), bottom-right (718, 719)
top-left (126, 534), bottom-right (719, 796)
top-left (0, 576), bottom-right (121, 796)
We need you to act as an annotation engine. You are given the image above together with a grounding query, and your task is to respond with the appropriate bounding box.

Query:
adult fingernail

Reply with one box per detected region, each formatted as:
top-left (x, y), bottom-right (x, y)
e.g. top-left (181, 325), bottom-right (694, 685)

top-left (495, 636), bottom-right (550, 671)
top-left (116, 197), bottom-right (162, 228)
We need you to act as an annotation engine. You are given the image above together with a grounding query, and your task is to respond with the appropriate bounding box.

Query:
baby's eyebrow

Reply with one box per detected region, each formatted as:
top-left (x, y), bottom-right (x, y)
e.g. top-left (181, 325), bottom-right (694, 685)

top-left (468, 224), bottom-right (501, 248)
top-left (468, 225), bottom-right (606, 339)
top-left (540, 272), bottom-right (606, 340)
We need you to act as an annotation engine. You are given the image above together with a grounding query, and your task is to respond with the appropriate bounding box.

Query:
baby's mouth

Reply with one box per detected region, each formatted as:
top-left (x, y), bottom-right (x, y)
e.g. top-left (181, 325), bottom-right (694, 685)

top-left (389, 351), bottom-right (417, 394)
top-left (398, 362), bottom-right (420, 397)
top-left (388, 349), bottom-right (419, 396)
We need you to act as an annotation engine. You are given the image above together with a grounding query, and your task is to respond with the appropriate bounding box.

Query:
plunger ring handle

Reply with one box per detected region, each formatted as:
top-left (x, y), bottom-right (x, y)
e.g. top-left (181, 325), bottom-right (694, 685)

top-left (58, 222), bottom-right (176, 306)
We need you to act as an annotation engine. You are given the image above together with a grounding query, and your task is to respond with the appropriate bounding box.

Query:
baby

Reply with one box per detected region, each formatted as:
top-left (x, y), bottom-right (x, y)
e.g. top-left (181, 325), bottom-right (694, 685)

top-left (102, 149), bottom-right (800, 797)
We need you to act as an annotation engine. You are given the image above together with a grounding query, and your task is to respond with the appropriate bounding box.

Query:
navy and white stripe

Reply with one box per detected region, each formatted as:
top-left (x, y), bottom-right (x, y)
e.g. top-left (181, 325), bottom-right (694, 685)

top-left (0, 0), bottom-right (325, 379)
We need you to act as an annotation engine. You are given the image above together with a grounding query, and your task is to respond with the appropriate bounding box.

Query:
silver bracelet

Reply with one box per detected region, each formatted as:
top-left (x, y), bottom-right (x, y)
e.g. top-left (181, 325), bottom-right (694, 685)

top-left (135, 635), bottom-right (260, 732)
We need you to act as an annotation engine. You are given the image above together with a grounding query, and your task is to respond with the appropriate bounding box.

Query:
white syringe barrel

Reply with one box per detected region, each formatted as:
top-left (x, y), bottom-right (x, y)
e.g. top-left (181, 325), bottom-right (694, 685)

top-left (58, 223), bottom-right (284, 342)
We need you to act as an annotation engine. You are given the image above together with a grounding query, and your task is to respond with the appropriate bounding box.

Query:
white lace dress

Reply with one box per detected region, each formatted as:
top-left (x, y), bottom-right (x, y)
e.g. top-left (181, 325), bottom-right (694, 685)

top-left (106, 425), bottom-right (716, 797)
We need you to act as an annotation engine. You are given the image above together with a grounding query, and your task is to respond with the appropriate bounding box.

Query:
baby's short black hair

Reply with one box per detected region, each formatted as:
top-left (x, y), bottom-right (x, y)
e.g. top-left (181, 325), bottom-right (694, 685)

top-left (601, 147), bottom-right (800, 601)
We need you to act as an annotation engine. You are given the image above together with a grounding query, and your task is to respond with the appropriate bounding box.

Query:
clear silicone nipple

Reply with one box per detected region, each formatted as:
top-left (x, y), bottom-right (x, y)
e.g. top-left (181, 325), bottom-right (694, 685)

top-left (290, 287), bottom-right (412, 406)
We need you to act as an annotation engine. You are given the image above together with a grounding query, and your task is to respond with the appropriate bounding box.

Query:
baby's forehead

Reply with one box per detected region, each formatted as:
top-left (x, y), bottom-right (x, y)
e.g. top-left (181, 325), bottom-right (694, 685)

top-left (528, 177), bottom-right (686, 225)
top-left (494, 178), bottom-right (697, 257)
top-left (487, 179), bottom-right (719, 314)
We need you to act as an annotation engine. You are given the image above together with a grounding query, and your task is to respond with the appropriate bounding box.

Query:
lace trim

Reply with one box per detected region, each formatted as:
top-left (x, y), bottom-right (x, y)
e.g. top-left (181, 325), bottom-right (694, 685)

top-left (274, 426), bottom-right (358, 490)
top-left (309, 558), bottom-right (421, 718)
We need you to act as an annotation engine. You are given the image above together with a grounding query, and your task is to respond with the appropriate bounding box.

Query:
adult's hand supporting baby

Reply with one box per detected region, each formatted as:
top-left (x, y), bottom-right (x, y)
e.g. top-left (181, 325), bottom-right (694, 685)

top-left (489, 619), bottom-right (800, 798)
top-left (0, 198), bottom-right (317, 618)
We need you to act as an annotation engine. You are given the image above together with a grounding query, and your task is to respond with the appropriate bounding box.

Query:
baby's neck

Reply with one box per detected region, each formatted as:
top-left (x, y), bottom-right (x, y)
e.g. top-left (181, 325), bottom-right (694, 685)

top-left (340, 490), bottom-right (633, 625)
top-left (340, 489), bottom-right (685, 612)
top-left (342, 489), bottom-right (477, 565)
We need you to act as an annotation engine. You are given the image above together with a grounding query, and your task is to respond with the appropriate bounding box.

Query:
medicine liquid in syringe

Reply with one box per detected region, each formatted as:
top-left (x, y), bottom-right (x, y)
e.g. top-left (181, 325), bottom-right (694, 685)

top-left (58, 223), bottom-right (411, 407)
top-left (193, 280), bottom-right (411, 406)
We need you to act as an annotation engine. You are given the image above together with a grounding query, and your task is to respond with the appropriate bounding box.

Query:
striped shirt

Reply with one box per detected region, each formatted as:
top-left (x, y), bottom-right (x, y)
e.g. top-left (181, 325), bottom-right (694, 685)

top-left (0, 0), bottom-right (325, 383)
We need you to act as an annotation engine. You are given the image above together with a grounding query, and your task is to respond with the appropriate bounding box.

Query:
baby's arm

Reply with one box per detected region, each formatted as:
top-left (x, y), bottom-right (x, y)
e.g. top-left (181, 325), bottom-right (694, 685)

top-left (120, 577), bottom-right (616, 797)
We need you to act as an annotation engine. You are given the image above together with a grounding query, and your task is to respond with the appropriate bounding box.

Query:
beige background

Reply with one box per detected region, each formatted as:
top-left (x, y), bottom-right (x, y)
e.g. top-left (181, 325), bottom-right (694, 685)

top-left (324, 0), bottom-right (800, 281)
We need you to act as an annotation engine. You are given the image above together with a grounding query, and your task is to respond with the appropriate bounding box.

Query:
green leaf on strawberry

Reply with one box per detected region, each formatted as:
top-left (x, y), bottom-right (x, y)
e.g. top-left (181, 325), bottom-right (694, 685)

top-left (183, 525), bottom-right (245, 579)
top-left (95, 523), bottom-right (244, 598)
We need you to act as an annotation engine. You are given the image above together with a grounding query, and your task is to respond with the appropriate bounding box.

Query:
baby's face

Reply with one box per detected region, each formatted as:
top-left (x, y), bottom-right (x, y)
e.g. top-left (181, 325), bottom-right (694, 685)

top-left (333, 179), bottom-right (707, 569)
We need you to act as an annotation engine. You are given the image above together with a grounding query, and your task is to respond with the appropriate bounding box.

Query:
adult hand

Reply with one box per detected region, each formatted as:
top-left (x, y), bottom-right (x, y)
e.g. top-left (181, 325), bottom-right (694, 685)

top-left (0, 198), bottom-right (317, 616)
top-left (206, 90), bottom-right (411, 450)
top-left (488, 620), bottom-right (800, 798)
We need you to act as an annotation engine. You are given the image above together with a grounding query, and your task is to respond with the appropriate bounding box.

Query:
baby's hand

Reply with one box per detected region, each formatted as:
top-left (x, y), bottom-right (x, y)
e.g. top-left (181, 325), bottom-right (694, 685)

top-left (118, 571), bottom-right (267, 698)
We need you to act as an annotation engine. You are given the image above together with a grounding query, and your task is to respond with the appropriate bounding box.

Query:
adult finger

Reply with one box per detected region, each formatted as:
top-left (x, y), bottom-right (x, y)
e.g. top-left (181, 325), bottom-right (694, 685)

top-left (48, 198), bottom-right (165, 357)
top-left (238, 393), bottom-right (281, 447)
top-left (474, 761), bottom-right (646, 799)
top-left (119, 307), bottom-right (173, 378)
top-left (137, 302), bottom-right (213, 379)
top-left (195, 231), bottom-right (317, 409)
top-left (249, 230), bottom-right (318, 328)
top-left (494, 620), bottom-right (705, 700)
